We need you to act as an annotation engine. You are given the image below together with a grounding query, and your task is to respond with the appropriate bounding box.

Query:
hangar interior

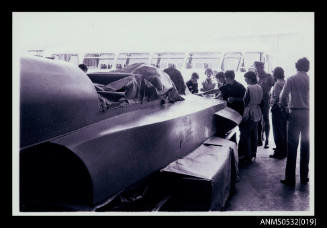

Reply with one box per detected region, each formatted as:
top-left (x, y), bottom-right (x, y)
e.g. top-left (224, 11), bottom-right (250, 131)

top-left (13, 12), bottom-right (313, 214)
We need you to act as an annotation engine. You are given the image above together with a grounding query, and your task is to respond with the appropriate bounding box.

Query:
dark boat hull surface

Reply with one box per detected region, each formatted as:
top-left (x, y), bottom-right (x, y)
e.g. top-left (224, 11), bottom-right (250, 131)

top-left (52, 95), bottom-right (225, 205)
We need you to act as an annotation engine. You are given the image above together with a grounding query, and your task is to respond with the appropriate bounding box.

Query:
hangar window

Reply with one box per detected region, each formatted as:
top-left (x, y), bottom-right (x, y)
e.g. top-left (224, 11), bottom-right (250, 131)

top-left (243, 52), bottom-right (263, 70)
top-left (128, 53), bottom-right (150, 65)
top-left (83, 53), bottom-right (101, 69)
top-left (98, 53), bottom-right (115, 69)
top-left (27, 49), bottom-right (44, 57)
top-left (54, 53), bottom-right (79, 65)
top-left (151, 52), bottom-right (186, 70)
top-left (221, 52), bottom-right (242, 71)
top-left (186, 52), bottom-right (222, 71)
top-left (116, 53), bottom-right (129, 68)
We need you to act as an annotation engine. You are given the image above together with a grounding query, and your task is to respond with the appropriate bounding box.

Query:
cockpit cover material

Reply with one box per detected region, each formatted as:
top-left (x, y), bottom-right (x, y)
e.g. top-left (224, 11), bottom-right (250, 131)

top-left (99, 63), bottom-right (184, 103)
top-left (133, 65), bottom-right (174, 96)
top-left (119, 63), bottom-right (176, 95)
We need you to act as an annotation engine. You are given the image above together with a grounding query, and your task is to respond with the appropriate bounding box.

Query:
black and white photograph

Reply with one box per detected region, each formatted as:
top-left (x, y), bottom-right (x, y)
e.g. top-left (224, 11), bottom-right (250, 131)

top-left (12, 12), bottom-right (315, 218)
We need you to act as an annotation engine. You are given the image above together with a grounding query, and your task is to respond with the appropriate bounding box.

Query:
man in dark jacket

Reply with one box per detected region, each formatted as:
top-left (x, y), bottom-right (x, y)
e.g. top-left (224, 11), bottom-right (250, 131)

top-left (164, 64), bottom-right (186, 95)
top-left (219, 70), bottom-right (246, 115)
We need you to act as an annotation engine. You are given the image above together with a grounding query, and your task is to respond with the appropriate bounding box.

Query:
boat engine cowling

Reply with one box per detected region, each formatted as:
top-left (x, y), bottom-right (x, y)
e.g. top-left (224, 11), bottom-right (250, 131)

top-left (20, 56), bottom-right (100, 148)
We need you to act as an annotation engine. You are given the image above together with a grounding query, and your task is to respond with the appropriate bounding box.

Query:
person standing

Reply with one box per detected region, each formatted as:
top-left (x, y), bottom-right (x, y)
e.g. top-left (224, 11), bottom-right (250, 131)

top-left (238, 71), bottom-right (263, 164)
top-left (219, 70), bottom-right (246, 115)
top-left (254, 61), bottom-right (274, 148)
top-left (270, 67), bottom-right (287, 159)
top-left (280, 57), bottom-right (310, 186)
top-left (186, 72), bottom-right (199, 94)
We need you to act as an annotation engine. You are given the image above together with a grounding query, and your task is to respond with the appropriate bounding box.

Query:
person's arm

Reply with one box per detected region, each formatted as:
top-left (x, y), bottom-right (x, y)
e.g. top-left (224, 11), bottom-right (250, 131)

top-left (186, 81), bottom-right (193, 93)
top-left (219, 85), bottom-right (228, 100)
top-left (270, 84), bottom-right (278, 106)
top-left (279, 78), bottom-right (291, 107)
top-left (202, 88), bottom-right (220, 95)
top-left (243, 88), bottom-right (250, 107)
top-left (271, 75), bottom-right (275, 87)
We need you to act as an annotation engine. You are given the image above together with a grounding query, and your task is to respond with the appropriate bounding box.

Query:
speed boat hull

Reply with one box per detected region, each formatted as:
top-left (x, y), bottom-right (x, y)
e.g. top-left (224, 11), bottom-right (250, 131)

top-left (19, 56), bottom-right (227, 210)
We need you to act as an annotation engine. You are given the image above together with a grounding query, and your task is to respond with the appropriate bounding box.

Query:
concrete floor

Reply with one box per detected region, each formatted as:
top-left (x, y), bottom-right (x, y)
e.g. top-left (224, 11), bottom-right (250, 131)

top-left (224, 132), bottom-right (310, 211)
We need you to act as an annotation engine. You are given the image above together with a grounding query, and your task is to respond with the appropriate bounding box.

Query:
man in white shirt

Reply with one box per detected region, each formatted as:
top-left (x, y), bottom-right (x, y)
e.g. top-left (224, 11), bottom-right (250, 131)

top-left (279, 58), bottom-right (310, 187)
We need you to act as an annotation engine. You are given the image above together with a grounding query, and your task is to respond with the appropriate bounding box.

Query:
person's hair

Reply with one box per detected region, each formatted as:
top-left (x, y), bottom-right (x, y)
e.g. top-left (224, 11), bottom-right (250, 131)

top-left (244, 71), bottom-right (257, 84)
top-left (191, 72), bottom-right (199, 80)
top-left (215, 71), bottom-right (225, 80)
top-left (79, 64), bottom-right (88, 72)
top-left (273, 67), bottom-right (285, 79)
top-left (295, 57), bottom-right (310, 72)
top-left (205, 68), bottom-right (213, 75)
top-left (224, 70), bottom-right (235, 80)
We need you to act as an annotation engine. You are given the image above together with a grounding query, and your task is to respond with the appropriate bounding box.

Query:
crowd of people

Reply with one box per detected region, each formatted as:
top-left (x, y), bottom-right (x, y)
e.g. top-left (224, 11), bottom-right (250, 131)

top-left (79, 58), bottom-right (310, 187)
top-left (184, 57), bottom-right (310, 187)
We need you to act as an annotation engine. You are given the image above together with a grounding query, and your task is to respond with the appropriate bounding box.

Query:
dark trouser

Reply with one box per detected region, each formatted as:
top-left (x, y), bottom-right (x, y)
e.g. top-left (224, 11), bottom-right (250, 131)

top-left (271, 105), bottom-right (287, 157)
top-left (258, 96), bottom-right (270, 144)
top-left (285, 109), bottom-right (309, 183)
top-left (239, 119), bottom-right (258, 160)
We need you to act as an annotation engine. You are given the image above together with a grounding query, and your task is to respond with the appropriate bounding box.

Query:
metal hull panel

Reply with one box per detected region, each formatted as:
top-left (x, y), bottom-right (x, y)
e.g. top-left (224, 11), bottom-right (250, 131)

top-left (20, 56), bottom-right (100, 148)
top-left (52, 95), bottom-right (225, 205)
